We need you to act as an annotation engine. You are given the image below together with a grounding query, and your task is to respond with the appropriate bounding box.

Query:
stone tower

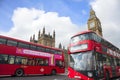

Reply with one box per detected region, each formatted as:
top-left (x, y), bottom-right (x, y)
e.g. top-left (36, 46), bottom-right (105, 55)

top-left (30, 27), bottom-right (55, 47)
top-left (87, 8), bottom-right (103, 37)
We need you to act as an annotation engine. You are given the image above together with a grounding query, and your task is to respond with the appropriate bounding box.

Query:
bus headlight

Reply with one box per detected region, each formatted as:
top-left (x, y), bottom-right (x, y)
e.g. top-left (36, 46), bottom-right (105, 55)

top-left (88, 72), bottom-right (93, 77)
top-left (70, 44), bottom-right (88, 52)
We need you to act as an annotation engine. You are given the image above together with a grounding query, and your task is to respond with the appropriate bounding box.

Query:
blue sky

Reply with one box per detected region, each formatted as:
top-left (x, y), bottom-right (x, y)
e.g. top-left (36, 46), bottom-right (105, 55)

top-left (0, 0), bottom-right (90, 32)
top-left (0, 0), bottom-right (120, 48)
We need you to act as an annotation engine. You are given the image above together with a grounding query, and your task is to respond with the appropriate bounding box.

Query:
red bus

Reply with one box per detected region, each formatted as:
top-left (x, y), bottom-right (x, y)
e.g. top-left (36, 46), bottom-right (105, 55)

top-left (0, 35), bottom-right (65, 77)
top-left (68, 30), bottom-right (120, 80)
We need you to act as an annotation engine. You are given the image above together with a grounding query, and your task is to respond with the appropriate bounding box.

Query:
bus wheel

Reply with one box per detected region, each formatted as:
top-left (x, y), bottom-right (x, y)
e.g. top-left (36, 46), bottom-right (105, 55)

top-left (15, 69), bottom-right (24, 77)
top-left (106, 71), bottom-right (110, 80)
top-left (51, 70), bottom-right (56, 75)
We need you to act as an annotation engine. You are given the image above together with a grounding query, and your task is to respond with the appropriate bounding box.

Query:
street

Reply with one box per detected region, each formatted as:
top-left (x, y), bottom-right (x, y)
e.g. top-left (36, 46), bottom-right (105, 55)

top-left (0, 75), bottom-right (75, 80)
top-left (1, 74), bottom-right (120, 80)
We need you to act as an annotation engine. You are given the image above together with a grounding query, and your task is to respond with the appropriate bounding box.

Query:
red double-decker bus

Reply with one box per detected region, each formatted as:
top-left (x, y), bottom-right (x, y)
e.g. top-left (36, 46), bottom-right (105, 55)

top-left (68, 30), bottom-right (120, 80)
top-left (0, 35), bottom-right (65, 77)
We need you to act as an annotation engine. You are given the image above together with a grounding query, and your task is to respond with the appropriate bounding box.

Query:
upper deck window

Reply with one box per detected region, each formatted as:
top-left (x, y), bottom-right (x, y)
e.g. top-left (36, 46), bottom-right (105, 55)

top-left (0, 38), bottom-right (7, 44)
top-left (91, 33), bottom-right (101, 42)
top-left (70, 32), bottom-right (102, 44)
top-left (51, 50), bottom-right (55, 54)
top-left (30, 45), bottom-right (36, 50)
top-left (37, 46), bottom-right (45, 52)
top-left (7, 40), bottom-right (18, 46)
top-left (57, 51), bottom-right (62, 55)
top-left (18, 42), bottom-right (29, 49)
top-left (71, 33), bottom-right (90, 44)
top-left (46, 48), bottom-right (50, 53)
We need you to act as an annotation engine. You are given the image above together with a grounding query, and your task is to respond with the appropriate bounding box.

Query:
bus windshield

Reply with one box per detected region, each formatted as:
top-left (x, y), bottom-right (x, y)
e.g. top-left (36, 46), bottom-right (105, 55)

top-left (71, 32), bottom-right (102, 44)
top-left (69, 51), bottom-right (94, 71)
top-left (71, 33), bottom-right (90, 44)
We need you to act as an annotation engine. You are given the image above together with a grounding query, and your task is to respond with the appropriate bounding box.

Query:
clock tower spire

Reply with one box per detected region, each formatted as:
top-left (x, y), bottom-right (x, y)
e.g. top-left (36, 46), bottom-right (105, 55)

top-left (87, 7), bottom-right (103, 37)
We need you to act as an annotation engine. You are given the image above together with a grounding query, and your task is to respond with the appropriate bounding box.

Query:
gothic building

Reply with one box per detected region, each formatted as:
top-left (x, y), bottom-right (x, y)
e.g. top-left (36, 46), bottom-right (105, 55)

top-left (87, 8), bottom-right (103, 37)
top-left (30, 27), bottom-right (55, 47)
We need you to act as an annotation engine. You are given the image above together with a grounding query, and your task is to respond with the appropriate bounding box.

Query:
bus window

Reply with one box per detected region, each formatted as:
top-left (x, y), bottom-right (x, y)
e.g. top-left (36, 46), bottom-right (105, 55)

top-left (71, 33), bottom-right (91, 44)
top-left (44, 59), bottom-right (48, 66)
top-left (8, 55), bottom-right (15, 64)
top-left (109, 57), bottom-right (114, 66)
top-left (51, 50), bottom-right (55, 54)
top-left (106, 56), bottom-right (111, 66)
top-left (15, 56), bottom-right (22, 64)
top-left (21, 58), bottom-right (27, 65)
top-left (116, 58), bottom-right (120, 66)
top-left (35, 58), bottom-right (40, 66)
top-left (27, 58), bottom-right (35, 66)
top-left (33, 59), bottom-right (35, 66)
top-left (27, 58), bottom-right (32, 65)
top-left (0, 38), bottom-right (6, 44)
top-left (119, 59), bottom-right (120, 66)
top-left (38, 59), bottom-right (48, 66)
top-left (111, 57), bottom-right (117, 66)
top-left (54, 50), bottom-right (58, 54)
top-left (39, 59), bottom-right (44, 65)
top-left (41, 48), bottom-right (46, 52)
top-left (94, 52), bottom-right (104, 77)
top-left (36, 59), bottom-right (43, 66)
top-left (114, 58), bottom-right (117, 66)
top-left (7, 40), bottom-right (17, 46)
top-left (46, 48), bottom-right (50, 53)
top-left (92, 33), bottom-right (101, 42)
top-left (30, 45), bottom-right (36, 50)
top-left (56, 60), bottom-right (62, 67)
top-left (102, 55), bottom-right (107, 65)
top-left (0, 54), bottom-right (8, 64)
top-left (18, 42), bottom-right (29, 49)
top-left (102, 46), bottom-right (107, 53)
top-left (37, 46), bottom-right (45, 52)
top-left (36, 46), bottom-right (42, 51)
top-left (80, 34), bottom-right (89, 40)
top-left (95, 53), bottom-right (103, 66)
top-left (57, 51), bottom-right (62, 55)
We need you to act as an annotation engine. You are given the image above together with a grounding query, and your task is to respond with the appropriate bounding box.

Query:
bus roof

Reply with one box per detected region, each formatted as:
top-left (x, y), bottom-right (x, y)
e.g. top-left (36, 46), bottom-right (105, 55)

top-left (71, 30), bottom-right (120, 52)
top-left (0, 35), bottom-right (62, 51)
top-left (71, 30), bottom-right (95, 38)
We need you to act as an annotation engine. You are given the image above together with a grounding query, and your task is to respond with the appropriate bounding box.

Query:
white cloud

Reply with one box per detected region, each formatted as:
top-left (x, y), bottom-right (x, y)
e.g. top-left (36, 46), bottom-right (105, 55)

top-left (91, 0), bottom-right (120, 48)
top-left (1, 0), bottom-right (119, 50)
top-left (1, 7), bottom-right (85, 48)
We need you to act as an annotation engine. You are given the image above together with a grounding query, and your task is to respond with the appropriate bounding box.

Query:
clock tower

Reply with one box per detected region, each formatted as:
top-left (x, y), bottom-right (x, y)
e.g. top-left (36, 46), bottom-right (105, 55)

top-left (87, 8), bottom-right (103, 37)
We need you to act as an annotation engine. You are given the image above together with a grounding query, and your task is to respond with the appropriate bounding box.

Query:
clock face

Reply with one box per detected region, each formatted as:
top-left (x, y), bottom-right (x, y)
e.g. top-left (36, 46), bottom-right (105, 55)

top-left (90, 22), bottom-right (95, 28)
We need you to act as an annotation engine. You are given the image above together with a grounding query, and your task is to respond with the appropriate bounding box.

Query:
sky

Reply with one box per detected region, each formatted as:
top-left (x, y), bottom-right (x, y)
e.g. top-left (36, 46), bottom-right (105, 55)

top-left (0, 0), bottom-right (120, 48)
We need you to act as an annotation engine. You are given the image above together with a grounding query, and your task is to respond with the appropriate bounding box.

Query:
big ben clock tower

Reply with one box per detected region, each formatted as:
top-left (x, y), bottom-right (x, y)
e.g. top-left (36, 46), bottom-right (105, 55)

top-left (87, 8), bottom-right (103, 37)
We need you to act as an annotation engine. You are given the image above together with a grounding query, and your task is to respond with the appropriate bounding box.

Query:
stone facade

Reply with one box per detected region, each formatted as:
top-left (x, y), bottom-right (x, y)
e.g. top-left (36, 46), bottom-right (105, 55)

top-left (30, 27), bottom-right (55, 47)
